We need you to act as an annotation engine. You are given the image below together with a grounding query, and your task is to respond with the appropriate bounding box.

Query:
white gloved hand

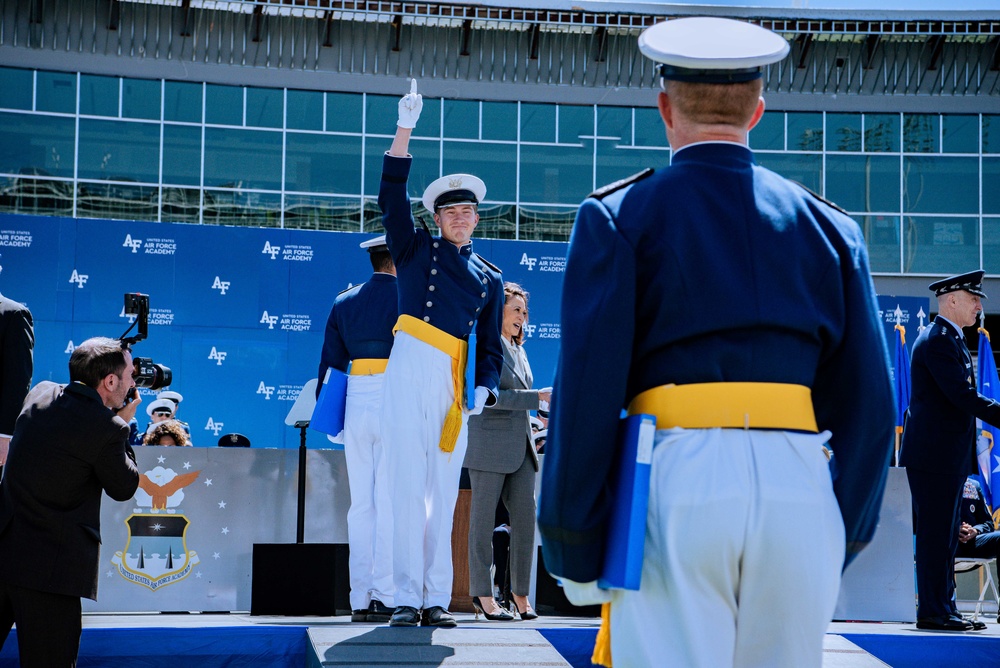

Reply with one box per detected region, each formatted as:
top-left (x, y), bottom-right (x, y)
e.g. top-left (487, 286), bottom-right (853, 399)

top-left (397, 79), bottom-right (423, 129)
top-left (559, 578), bottom-right (613, 606)
top-left (538, 400), bottom-right (550, 412)
top-left (467, 386), bottom-right (489, 416)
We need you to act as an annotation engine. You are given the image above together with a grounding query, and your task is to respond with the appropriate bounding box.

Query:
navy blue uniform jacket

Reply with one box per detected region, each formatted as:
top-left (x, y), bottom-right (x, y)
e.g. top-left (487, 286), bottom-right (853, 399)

top-left (538, 142), bottom-right (896, 583)
top-left (316, 273), bottom-right (398, 396)
top-left (900, 318), bottom-right (1000, 475)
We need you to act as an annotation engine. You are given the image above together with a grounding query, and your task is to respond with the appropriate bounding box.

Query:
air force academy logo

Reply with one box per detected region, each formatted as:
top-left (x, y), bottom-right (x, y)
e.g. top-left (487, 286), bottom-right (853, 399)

top-left (123, 234), bottom-right (143, 253)
top-left (69, 269), bottom-right (89, 288)
top-left (260, 311), bottom-right (278, 329)
top-left (520, 253), bottom-right (537, 270)
top-left (262, 241), bottom-right (281, 259)
top-left (208, 347), bottom-right (227, 365)
top-left (112, 466), bottom-right (201, 591)
top-left (211, 276), bottom-right (231, 295)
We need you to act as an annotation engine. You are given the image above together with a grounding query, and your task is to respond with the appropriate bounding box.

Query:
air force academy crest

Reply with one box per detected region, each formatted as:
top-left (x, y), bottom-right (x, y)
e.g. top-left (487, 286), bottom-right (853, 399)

top-left (112, 465), bottom-right (202, 590)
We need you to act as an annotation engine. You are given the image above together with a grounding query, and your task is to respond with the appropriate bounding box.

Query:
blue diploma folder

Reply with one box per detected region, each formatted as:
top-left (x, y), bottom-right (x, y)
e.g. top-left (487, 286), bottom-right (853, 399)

top-left (464, 333), bottom-right (476, 410)
top-left (310, 367), bottom-right (349, 436)
top-left (598, 413), bottom-right (656, 591)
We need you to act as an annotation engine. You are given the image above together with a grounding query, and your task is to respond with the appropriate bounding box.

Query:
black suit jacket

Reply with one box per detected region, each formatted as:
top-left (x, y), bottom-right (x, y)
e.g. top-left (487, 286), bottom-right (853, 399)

top-left (900, 317), bottom-right (1000, 475)
top-left (0, 294), bottom-right (34, 435)
top-left (0, 381), bottom-right (139, 600)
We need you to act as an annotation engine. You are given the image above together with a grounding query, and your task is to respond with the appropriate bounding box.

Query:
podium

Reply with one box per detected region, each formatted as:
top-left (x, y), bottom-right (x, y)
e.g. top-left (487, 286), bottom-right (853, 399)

top-left (250, 379), bottom-right (351, 616)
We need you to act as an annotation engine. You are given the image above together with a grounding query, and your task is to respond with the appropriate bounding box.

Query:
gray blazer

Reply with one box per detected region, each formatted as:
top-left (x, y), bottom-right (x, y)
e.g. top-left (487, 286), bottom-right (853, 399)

top-left (464, 339), bottom-right (540, 474)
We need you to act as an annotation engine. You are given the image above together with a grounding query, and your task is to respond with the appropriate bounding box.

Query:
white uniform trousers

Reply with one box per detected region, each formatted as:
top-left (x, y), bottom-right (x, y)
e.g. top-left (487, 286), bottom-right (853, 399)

top-left (344, 373), bottom-right (394, 611)
top-left (611, 428), bottom-right (845, 668)
top-left (381, 332), bottom-right (469, 610)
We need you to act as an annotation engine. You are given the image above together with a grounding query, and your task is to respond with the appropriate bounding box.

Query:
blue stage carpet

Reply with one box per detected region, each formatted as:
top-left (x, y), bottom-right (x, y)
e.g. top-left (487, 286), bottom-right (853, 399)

top-left (844, 633), bottom-right (1000, 668)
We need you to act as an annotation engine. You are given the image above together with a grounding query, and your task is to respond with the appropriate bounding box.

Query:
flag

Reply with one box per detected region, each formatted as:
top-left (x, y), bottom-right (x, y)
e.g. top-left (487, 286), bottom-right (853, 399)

top-left (976, 326), bottom-right (1000, 525)
top-left (892, 324), bottom-right (910, 465)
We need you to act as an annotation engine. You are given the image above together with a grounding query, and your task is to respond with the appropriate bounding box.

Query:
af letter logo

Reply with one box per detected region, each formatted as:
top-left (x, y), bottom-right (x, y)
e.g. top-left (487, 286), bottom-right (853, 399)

top-left (208, 347), bottom-right (227, 365)
top-left (262, 241), bottom-right (281, 259)
top-left (257, 381), bottom-right (275, 400)
top-left (123, 234), bottom-right (143, 253)
top-left (523, 323), bottom-right (537, 338)
top-left (205, 417), bottom-right (224, 436)
top-left (64, 340), bottom-right (77, 354)
top-left (260, 311), bottom-right (278, 329)
top-left (69, 269), bottom-right (89, 288)
top-left (211, 276), bottom-right (231, 295)
top-left (519, 253), bottom-right (537, 270)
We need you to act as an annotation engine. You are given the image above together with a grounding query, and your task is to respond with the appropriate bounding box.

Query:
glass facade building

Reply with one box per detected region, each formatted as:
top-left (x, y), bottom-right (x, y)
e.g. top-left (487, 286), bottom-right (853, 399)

top-left (3, 64), bottom-right (1000, 275)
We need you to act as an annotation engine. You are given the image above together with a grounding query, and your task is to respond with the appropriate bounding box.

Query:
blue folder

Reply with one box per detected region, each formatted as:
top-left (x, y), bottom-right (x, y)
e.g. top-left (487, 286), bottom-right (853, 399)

top-left (598, 413), bottom-right (656, 591)
top-left (464, 333), bottom-right (476, 410)
top-left (310, 367), bottom-right (349, 436)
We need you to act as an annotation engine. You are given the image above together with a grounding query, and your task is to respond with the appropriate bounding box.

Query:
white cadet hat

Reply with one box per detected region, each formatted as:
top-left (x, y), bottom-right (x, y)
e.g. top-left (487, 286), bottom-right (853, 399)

top-left (638, 17), bottom-right (790, 84)
top-left (157, 390), bottom-right (183, 404)
top-left (421, 174), bottom-right (487, 213)
top-left (146, 398), bottom-right (176, 417)
top-left (359, 234), bottom-right (387, 250)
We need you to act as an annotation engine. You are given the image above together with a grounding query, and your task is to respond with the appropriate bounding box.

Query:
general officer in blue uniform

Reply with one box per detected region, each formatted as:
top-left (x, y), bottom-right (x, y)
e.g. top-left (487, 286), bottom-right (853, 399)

top-left (956, 477), bottom-right (1000, 563)
top-left (316, 235), bottom-right (398, 623)
top-left (900, 270), bottom-right (1000, 631)
top-left (537, 17), bottom-right (895, 667)
top-left (379, 80), bottom-right (504, 628)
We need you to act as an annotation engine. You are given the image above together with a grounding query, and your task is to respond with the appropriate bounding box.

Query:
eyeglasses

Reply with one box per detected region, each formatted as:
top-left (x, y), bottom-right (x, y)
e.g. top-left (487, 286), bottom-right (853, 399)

top-left (153, 410), bottom-right (172, 417)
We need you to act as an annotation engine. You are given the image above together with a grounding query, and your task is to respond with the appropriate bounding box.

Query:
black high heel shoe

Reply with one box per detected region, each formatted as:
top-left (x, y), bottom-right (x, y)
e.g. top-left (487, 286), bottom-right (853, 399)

top-left (472, 596), bottom-right (514, 621)
top-left (512, 598), bottom-right (538, 621)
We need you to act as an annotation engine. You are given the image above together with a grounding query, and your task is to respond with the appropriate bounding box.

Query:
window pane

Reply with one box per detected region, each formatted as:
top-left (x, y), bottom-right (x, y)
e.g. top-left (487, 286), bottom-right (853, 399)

top-left (364, 138), bottom-right (439, 199)
top-left (77, 182), bottom-right (158, 222)
top-left (481, 101), bottom-right (516, 141)
top-left (123, 78), bottom-right (161, 120)
top-left (246, 87), bottom-right (283, 128)
top-left (0, 172), bottom-right (74, 217)
top-left (205, 84), bottom-right (243, 126)
top-left (328, 92), bottom-right (363, 133)
top-left (635, 108), bottom-right (665, 147)
top-left (597, 141), bottom-right (668, 188)
top-left (285, 133), bottom-right (362, 194)
top-left (597, 106), bottom-right (631, 142)
top-left (857, 215), bottom-right (900, 273)
top-left (942, 115), bottom-right (978, 154)
top-left (0, 67), bottom-right (34, 110)
top-left (204, 128), bottom-right (282, 190)
top-left (750, 111), bottom-right (783, 150)
top-left (786, 112), bottom-right (822, 151)
top-left (203, 189), bottom-right (281, 227)
top-left (519, 142), bottom-right (593, 205)
top-left (903, 216), bottom-right (979, 274)
top-left (825, 155), bottom-right (899, 213)
top-left (985, 217), bottom-right (1000, 275)
top-left (983, 158), bottom-right (1000, 215)
top-left (36, 71), bottom-right (76, 114)
top-left (284, 194), bottom-right (363, 232)
top-left (165, 81), bottom-right (202, 123)
top-left (286, 89), bottom-right (323, 131)
top-left (162, 125), bottom-right (202, 186)
top-left (0, 112), bottom-right (75, 178)
top-left (162, 187), bottom-right (202, 223)
top-left (518, 205), bottom-right (574, 242)
top-left (984, 115), bottom-right (1000, 154)
top-left (559, 105), bottom-right (592, 143)
top-left (754, 153), bottom-right (822, 195)
top-left (903, 114), bottom-right (939, 153)
top-left (365, 94), bottom-right (398, 136)
top-left (80, 74), bottom-right (119, 117)
top-left (826, 113), bottom-right (862, 152)
top-left (521, 103), bottom-right (556, 143)
top-left (411, 97), bottom-right (440, 139)
top-left (78, 119), bottom-right (160, 183)
top-left (474, 203), bottom-right (516, 240)
top-left (864, 114), bottom-right (899, 153)
top-left (444, 100), bottom-right (479, 139)
top-left (443, 141), bottom-right (516, 202)
top-left (903, 156), bottom-right (978, 214)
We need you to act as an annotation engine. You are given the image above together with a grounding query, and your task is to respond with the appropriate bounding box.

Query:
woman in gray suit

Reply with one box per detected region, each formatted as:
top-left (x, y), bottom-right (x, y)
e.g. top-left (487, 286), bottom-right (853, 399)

top-left (465, 282), bottom-right (551, 621)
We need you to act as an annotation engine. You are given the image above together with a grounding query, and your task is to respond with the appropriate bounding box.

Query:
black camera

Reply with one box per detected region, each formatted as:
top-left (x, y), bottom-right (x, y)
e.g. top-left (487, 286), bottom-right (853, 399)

top-left (117, 293), bottom-right (172, 390)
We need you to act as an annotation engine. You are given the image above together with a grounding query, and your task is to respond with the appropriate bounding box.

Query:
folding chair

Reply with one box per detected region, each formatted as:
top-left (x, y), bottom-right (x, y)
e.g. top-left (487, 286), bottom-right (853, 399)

top-left (955, 557), bottom-right (1000, 622)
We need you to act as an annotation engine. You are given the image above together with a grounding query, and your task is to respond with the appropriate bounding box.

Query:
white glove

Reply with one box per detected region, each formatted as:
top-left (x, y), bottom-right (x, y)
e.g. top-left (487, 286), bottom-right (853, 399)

top-left (559, 578), bottom-right (613, 606)
top-left (397, 79), bottom-right (423, 129)
top-left (538, 400), bottom-right (550, 412)
top-left (467, 386), bottom-right (489, 416)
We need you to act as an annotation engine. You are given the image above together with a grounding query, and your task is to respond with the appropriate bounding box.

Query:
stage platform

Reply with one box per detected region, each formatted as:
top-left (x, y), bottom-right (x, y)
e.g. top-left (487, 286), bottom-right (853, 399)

top-left (3, 612), bottom-right (1000, 667)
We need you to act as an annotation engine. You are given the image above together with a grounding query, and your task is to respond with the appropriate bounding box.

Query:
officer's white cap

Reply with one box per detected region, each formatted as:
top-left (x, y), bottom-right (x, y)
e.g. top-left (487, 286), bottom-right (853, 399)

top-left (359, 234), bottom-right (387, 250)
top-left (157, 390), bottom-right (183, 404)
top-left (421, 174), bottom-right (487, 213)
top-left (638, 17), bottom-right (790, 83)
top-left (146, 398), bottom-right (176, 417)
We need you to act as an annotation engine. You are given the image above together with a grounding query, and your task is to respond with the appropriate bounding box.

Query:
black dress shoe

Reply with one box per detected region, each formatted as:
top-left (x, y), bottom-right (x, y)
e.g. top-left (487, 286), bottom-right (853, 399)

top-left (389, 606), bottom-right (421, 627)
top-left (367, 599), bottom-right (395, 623)
top-left (421, 606), bottom-right (458, 627)
top-left (351, 609), bottom-right (368, 622)
top-left (968, 619), bottom-right (987, 630)
top-left (472, 596), bottom-right (514, 621)
top-left (916, 616), bottom-right (973, 631)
